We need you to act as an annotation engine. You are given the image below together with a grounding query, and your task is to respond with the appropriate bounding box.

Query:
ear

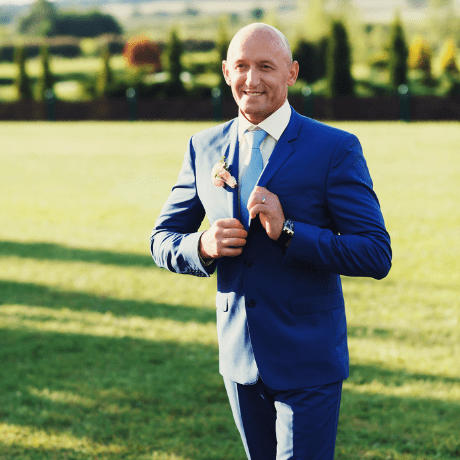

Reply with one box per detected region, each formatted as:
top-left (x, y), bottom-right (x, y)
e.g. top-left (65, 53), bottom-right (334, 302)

top-left (222, 60), bottom-right (231, 86)
top-left (287, 61), bottom-right (299, 87)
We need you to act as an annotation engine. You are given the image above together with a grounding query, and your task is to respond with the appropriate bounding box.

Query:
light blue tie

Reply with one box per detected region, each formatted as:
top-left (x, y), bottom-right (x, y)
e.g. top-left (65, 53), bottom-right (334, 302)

top-left (240, 129), bottom-right (267, 229)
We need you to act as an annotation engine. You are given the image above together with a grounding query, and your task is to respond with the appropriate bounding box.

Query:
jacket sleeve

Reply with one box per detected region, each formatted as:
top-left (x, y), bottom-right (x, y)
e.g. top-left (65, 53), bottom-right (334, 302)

top-left (150, 137), bottom-right (216, 277)
top-left (283, 133), bottom-right (392, 280)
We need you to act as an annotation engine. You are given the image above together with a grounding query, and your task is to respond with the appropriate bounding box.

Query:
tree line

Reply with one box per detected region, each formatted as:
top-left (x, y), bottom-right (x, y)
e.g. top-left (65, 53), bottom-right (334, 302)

top-left (8, 15), bottom-right (460, 102)
top-left (18, 0), bottom-right (122, 38)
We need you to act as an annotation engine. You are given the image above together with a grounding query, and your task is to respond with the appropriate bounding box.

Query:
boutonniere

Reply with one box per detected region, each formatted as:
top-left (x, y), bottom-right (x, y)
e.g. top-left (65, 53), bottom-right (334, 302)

top-left (212, 156), bottom-right (237, 188)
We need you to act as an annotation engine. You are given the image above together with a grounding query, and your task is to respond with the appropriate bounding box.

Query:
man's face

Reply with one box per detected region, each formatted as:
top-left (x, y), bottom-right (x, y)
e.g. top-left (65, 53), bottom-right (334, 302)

top-left (222, 29), bottom-right (298, 124)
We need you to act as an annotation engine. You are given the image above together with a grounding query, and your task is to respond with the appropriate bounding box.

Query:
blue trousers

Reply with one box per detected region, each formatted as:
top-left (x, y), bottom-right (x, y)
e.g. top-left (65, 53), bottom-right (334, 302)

top-left (224, 377), bottom-right (342, 460)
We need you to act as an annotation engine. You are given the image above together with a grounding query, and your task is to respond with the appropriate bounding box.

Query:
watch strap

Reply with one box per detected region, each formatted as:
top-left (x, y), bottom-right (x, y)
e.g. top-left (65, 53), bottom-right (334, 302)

top-left (275, 219), bottom-right (294, 248)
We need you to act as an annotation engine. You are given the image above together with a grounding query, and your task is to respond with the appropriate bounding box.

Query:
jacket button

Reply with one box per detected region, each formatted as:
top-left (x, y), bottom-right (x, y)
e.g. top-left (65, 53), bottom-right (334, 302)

top-left (243, 259), bottom-right (253, 268)
top-left (246, 299), bottom-right (256, 308)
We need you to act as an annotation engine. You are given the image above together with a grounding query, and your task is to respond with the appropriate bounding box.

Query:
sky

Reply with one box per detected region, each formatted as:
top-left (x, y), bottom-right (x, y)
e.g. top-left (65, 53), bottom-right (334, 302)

top-left (1, 0), bottom-right (460, 12)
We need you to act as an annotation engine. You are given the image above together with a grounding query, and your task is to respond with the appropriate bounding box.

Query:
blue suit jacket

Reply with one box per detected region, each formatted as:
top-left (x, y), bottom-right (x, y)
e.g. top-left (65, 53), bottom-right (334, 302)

top-left (151, 108), bottom-right (391, 391)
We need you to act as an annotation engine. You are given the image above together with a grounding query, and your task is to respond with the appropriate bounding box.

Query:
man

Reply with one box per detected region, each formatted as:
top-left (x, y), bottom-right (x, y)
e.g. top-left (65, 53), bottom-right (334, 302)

top-left (151, 23), bottom-right (391, 460)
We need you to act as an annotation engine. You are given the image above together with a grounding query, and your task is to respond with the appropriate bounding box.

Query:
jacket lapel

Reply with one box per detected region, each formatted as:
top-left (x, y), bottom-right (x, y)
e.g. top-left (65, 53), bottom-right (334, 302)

top-left (221, 119), bottom-right (240, 219)
top-left (219, 109), bottom-right (302, 222)
top-left (257, 108), bottom-right (302, 188)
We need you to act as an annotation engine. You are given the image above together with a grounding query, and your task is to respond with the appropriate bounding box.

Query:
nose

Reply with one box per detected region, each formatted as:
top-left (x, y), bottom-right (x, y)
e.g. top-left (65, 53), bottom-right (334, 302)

top-left (245, 66), bottom-right (260, 87)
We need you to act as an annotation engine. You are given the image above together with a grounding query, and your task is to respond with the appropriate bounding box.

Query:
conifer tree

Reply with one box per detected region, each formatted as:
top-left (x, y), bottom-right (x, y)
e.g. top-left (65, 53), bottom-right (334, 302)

top-left (15, 45), bottom-right (33, 100)
top-left (167, 28), bottom-right (185, 96)
top-left (326, 20), bottom-right (353, 98)
top-left (37, 44), bottom-right (54, 100)
top-left (440, 39), bottom-right (458, 75)
top-left (96, 43), bottom-right (113, 98)
top-left (408, 36), bottom-right (432, 82)
top-left (216, 18), bottom-right (231, 95)
top-left (389, 14), bottom-right (408, 89)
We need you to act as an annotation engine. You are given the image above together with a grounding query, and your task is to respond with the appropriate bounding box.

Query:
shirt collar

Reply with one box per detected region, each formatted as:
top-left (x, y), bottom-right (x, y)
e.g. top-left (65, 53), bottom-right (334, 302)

top-left (238, 100), bottom-right (292, 142)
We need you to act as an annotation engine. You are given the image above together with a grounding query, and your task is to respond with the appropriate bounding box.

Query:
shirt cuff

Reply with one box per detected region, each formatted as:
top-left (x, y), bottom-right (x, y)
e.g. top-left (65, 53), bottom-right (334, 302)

top-left (198, 233), bottom-right (214, 267)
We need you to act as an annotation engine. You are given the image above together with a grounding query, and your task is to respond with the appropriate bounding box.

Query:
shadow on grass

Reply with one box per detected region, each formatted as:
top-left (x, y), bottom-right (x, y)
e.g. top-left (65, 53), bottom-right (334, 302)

top-left (350, 362), bottom-right (460, 387)
top-left (348, 324), bottom-right (458, 349)
top-left (338, 368), bottom-right (460, 459)
top-left (1, 325), bottom-right (458, 460)
top-left (0, 280), bottom-right (216, 324)
top-left (0, 240), bottom-right (156, 269)
top-left (0, 327), bottom-right (240, 460)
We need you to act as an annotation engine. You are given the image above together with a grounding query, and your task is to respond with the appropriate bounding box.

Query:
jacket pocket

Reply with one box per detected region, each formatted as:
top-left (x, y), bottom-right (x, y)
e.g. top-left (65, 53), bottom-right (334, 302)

top-left (290, 291), bottom-right (343, 315)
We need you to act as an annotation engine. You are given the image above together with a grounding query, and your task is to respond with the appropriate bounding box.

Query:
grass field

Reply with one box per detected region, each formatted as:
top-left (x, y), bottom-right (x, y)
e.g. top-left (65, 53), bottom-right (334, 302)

top-left (0, 121), bottom-right (459, 460)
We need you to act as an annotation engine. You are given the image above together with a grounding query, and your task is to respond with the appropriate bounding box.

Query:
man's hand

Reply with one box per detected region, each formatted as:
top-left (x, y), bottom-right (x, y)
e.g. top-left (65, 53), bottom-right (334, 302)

top-left (248, 186), bottom-right (285, 240)
top-left (199, 218), bottom-right (248, 260)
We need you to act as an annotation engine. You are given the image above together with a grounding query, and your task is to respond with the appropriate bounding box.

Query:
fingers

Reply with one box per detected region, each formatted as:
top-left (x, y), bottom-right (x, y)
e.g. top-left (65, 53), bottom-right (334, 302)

top-left (249, 204), bottom-right (265, 220)
top-left (199, 218), bottom-right (247, 260)
top-left (247, 187), bottom-right (270, 212)
top-left (247, 187), bottom-right (285, 240)
top-left (215, 218), bottom-right (247, 240)
top-left (247, 187), bottom-right (273, 219)
top-left (217, 217), bottom-right (246, 230)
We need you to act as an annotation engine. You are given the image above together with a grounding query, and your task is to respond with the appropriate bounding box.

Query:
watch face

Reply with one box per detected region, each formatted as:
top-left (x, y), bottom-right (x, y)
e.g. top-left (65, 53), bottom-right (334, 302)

top-left (284, 219), bottom-right (294, 235)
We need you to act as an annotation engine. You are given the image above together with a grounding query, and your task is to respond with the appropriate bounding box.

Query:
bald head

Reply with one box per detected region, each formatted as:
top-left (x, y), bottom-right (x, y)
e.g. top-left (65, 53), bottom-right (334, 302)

top-left (227, 23), bottom-right (293, 65)
top-left (222, 22), bottom-right (299, 124)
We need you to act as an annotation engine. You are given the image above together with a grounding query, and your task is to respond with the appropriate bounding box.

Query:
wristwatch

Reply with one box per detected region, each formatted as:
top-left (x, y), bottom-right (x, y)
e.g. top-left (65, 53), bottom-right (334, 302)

top-left (275, 219), bottom-right (295, 248)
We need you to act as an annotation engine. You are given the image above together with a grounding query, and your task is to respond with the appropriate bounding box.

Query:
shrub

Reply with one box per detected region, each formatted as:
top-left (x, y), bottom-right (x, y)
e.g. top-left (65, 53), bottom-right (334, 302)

top-left (49, 42), bottom-right (81, 58)
top-left (368, 51), bottom-right (389, 71)
top-left (123, 36), bottom-right (162, 73)
top-left (0, 45), bottom-right (15, 62)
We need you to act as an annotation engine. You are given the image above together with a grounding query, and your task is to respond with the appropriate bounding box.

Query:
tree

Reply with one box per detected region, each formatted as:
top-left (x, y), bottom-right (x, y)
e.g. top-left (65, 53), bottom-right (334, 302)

top-left (408, 36), bottom-right (432, 81)
top-left (293, 39), bottom-right (316, 83)
top-left (96, 43), bottom-right (113, 98)
top-left (18, 0), bottom-right (57, 36)
top-left (53, 12), bottom-right (122, 38)
top-left (440, 39), bottom-right (458, 75)
top-left (166, 28), bottom-right (185, 96)
top-left (293, 39), bottom-right (327, 84)
top-left (388, 14), bottom-right (408, 89)
top-left (216, 18), bottom-right (231, 93)
top-left (251, 8), bottom-right (264, 21)
top-left (14, 45), bottom-right (33, 100)
top-left (18, 0), bottom-right (122, 38)
top-left (326, 20), bottom-right (353, 98)
top-left (36, 44), bottom-right (53, 100)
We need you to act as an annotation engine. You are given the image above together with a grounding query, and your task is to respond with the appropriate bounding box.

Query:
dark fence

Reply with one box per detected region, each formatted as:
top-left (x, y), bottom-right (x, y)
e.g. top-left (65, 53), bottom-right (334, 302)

top-left (1, 95), bottom-right (460, 121)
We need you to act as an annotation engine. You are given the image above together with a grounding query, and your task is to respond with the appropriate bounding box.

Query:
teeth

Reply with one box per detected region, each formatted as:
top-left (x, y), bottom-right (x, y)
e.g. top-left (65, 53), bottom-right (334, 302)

top-left (246, 92), bottom-right (262, 96)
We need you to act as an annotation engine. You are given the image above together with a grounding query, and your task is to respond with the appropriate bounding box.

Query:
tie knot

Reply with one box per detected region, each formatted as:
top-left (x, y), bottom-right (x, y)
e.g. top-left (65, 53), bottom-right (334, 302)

top-left (245, 129), bottom-right (267, 150)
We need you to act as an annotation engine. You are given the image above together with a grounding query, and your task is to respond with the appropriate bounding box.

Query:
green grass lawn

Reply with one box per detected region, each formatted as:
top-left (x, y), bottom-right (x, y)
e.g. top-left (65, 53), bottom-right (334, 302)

top-left (0, 121), bottom-right (459, 460)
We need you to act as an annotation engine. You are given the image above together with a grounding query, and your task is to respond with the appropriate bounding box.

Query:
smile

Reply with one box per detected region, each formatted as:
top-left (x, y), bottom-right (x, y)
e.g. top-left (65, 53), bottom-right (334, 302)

top-left (244, 91), bottom-right (264, 96)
